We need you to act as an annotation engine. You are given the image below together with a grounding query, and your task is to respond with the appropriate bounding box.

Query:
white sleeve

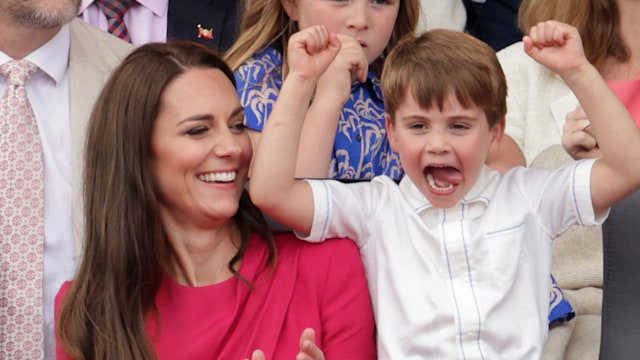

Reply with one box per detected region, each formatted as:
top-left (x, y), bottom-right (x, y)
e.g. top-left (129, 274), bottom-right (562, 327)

top-left (296, 178), bottom-right (390, 249)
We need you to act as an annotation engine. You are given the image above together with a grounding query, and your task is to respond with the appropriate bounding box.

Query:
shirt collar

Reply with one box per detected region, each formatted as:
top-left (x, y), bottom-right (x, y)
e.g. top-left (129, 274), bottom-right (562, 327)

top-left (370, 72), bottom-right (383, 100)
top-left (79, 0), bottom-right (168, 16)
top-left (135, 0), bottom-right (168, 16)
top-left (0, 24), bottom-right (70, 85)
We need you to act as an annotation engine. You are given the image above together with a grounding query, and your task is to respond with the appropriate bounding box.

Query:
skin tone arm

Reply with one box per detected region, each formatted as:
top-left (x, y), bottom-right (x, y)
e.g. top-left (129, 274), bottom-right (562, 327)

top-left (295, 34), bottom-right (368, 177)
top-left (247, 35), bottom-right (367, 178)
top-left (249, 25), bottom-right (345, 235)
top-left (524, 20), bottom-right (640, 214)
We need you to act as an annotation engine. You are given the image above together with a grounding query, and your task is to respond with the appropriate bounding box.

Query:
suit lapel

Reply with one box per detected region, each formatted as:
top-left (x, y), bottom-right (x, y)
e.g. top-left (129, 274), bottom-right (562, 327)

top-left (68, 18), bottom-right (133, 257)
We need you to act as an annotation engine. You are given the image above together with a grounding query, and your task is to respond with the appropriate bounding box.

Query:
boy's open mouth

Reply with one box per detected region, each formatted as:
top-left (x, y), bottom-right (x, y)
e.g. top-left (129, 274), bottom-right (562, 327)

top-left (424, 166), bottom-right (462, 193)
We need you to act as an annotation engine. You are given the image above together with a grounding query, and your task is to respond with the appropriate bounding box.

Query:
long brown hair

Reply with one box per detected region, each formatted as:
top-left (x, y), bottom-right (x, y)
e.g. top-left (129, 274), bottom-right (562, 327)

top-left (518, 0), bottom-right (626, 67)
top-left (57, 41), bottom-right (276, 359)
top-left (224, 0), bottom-right (420, 73)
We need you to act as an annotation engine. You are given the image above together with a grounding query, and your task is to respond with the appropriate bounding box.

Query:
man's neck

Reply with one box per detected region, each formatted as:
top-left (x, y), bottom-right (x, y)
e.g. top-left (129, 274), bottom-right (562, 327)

top-left (0, 12), bottom-right (62, 59)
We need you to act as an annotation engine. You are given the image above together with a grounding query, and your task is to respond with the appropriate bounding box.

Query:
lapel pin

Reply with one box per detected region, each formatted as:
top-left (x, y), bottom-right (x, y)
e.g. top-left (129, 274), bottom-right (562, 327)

top-left (197, 24), bottom-right (214, 40)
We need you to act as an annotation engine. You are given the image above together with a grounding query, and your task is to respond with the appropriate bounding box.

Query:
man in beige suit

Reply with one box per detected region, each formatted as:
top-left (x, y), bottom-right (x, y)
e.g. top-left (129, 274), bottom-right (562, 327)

top-left (0, 1), bottom-right (132, 358)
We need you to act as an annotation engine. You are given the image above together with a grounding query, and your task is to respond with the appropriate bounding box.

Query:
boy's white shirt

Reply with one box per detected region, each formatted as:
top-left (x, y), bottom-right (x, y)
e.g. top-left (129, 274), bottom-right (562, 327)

top-left (299, 159), bottom-right (604, 359)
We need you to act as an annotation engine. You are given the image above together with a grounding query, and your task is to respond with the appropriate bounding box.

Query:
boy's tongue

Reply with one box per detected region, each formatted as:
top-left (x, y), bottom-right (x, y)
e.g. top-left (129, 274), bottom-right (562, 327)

top-left (430, 167), bottom-right (462, 187)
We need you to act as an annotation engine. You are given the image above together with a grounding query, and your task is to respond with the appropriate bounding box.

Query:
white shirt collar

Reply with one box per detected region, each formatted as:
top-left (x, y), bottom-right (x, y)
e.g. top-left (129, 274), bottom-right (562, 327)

top-left (0, 24), bottom-right (70, 85)
top-left (398, 166), bottom-right (499, 223)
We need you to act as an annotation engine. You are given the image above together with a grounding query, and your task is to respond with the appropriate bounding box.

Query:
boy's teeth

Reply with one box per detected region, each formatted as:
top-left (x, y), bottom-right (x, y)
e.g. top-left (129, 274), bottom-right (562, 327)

top-left (198, 171), bottom-right (236, 183)
top-left (427, 173), bottom-right (454, 191)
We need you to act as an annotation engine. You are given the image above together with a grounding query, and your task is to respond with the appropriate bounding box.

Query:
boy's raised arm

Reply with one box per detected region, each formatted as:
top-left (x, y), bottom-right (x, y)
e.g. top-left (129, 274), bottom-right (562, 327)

top-left (524, 20), bottom-right (640, 213)
top-left (249, 26), bottom-right (342, 235)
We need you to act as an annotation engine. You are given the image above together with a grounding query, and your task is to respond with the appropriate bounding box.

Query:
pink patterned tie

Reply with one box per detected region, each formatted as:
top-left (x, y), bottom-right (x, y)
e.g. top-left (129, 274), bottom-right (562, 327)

top-left (0, 60), bottom-right (44, 359)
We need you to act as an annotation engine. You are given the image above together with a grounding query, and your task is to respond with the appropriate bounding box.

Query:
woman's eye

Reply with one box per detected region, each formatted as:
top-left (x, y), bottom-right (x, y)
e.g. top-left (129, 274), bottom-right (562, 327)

top-left (230, 122), bottom-right (247, 133)
top-left (186, 126), bottom-right (208, 136)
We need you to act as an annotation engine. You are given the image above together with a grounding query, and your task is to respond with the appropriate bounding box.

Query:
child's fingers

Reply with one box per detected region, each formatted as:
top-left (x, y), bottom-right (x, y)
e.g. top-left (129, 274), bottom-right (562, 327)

top-left (522, 35), bottom-right (534, 54)
top-left (287, 25), bottom-right (342, 80)
top-left (304, 26), bottom-right (329, 54)
top-left (528, 20), bottom-right (568, 48)
top-left (334, 34), bottom-right (369, 82)
top-left (335, 34), bottom-right (368, 82)
top-left (327, 32), bottom-right (341, 52)
top-left (549, 22), bottom-right (569, 47)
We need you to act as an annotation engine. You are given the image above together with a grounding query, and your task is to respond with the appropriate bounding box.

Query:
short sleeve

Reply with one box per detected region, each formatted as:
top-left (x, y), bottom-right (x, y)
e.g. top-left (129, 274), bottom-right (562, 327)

top-left (300, 178), bottom-right (390, 248)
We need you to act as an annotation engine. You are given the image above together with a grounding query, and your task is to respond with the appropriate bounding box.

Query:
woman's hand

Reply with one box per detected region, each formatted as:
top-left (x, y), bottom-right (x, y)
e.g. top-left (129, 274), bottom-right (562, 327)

top-left (296, 328), bottom-right (324, 360)
top-left (562, 104), bottom-right (601, 159)
top-left (247, 328), bottom-right (325, 360)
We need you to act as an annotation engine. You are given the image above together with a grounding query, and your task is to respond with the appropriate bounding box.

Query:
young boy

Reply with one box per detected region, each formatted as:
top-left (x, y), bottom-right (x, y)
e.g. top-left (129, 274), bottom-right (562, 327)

top-left (249, 22), bottom-right (640, 358)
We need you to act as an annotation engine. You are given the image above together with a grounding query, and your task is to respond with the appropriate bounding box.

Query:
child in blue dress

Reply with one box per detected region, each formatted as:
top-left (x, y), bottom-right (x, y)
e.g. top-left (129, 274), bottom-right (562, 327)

top-left (225, 0), bottom-right (419, 180)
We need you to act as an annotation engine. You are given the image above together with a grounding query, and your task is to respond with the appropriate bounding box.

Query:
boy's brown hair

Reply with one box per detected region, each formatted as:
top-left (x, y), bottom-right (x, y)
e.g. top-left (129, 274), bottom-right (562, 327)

top-left (381, 29), bottom-right (507, 128)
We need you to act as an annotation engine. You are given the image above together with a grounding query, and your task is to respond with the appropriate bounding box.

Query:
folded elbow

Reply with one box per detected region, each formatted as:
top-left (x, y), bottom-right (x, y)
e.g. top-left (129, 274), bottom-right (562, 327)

top-left (248, 180), bottom-right (272, 211)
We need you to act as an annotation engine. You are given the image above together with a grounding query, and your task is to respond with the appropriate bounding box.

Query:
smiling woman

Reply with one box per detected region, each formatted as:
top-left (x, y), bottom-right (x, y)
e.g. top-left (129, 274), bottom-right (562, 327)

top-left (151, 68), bottom-right (252, 241)
top-left (54, 41), bottom-right (376, 360)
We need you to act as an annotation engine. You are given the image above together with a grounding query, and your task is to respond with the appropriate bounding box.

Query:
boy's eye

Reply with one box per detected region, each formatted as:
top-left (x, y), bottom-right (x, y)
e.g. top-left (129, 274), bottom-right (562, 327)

top-left (409, 123), bottom-right (427, 130)
top-left (450, 123), bottom-right (469, 130)
top-left (186, 126), bottom-right (208, 136)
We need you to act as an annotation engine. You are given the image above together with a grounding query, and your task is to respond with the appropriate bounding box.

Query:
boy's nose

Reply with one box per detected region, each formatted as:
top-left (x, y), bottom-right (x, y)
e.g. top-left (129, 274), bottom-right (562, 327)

top-left (425, 132), bottom-right (451, 153)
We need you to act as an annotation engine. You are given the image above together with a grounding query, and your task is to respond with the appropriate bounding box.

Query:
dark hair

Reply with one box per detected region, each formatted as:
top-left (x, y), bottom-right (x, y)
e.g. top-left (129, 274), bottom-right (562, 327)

top-left (382, 30), bottom-right (507, 128)
top-left (57, 41), bottom-right (276, 359)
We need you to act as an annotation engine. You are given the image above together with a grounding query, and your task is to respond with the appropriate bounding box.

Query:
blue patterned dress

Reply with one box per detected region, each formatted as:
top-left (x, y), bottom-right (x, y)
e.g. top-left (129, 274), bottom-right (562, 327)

top-left (235, 47), bottom-right (403, 180)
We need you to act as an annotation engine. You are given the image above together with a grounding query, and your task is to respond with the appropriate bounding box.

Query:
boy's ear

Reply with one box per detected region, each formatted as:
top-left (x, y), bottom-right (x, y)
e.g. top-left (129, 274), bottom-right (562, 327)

top-left (386, 114), bottom-right (398, 151)
top-left (281, 0), bottom-right (299, 20)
